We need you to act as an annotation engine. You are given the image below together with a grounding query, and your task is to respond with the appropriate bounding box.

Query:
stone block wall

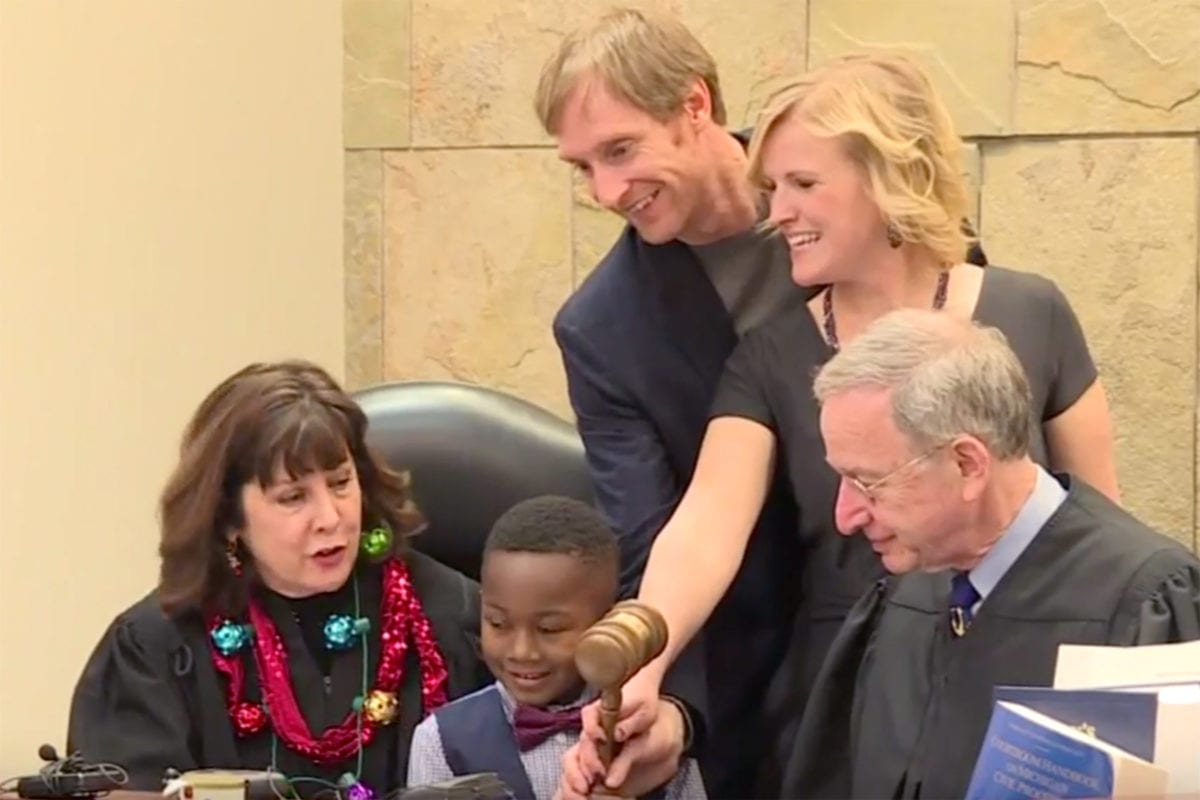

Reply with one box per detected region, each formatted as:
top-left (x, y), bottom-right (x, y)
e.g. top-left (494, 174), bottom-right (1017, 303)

top-left (344, 0), bottom-right (1200, 550)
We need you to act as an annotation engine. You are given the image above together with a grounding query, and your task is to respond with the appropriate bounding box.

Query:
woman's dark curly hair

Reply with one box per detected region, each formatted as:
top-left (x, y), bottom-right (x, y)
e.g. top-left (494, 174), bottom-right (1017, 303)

top-left (156, 360), bottom-right (424, 617)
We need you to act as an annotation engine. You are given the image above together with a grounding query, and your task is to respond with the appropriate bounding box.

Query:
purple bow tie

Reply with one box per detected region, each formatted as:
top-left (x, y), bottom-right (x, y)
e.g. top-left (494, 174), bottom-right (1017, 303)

top-left (512, 704), bottom-right (582, 751)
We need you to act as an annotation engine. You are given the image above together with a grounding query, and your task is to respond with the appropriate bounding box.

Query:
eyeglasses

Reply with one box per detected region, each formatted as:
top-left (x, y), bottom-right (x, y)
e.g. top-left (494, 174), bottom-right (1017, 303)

top-left (843, 442), bottom-right (949, 504)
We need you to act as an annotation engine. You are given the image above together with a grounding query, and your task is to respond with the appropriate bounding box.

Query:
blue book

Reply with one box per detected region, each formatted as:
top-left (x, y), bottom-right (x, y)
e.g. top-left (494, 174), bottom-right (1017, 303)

top-left (993, 685), bottom-right (1159, 762)
top-left (966, 700), bottom-right (1167, 800)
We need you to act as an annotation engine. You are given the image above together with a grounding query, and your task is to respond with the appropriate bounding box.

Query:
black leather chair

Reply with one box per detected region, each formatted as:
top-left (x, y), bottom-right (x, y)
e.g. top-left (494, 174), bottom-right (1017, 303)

top-left (352, 380), bottom-right (595, 581)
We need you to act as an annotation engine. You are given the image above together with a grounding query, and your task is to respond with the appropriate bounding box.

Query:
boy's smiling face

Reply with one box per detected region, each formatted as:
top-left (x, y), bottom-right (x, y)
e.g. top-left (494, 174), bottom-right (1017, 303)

top-left (480, 550), bottom-right (615, 707)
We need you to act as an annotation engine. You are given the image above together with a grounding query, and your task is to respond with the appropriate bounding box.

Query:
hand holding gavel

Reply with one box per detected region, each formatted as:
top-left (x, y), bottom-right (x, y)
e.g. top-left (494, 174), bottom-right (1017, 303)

top-left (573, 600), bottom-right (669, 780)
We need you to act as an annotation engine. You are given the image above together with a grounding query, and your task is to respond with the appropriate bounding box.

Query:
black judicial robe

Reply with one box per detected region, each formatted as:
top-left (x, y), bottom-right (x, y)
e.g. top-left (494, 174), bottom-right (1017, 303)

top-left (781, 476), bottom-right (1200, 800)
top-left (67, 551), bottom-right (491, 795)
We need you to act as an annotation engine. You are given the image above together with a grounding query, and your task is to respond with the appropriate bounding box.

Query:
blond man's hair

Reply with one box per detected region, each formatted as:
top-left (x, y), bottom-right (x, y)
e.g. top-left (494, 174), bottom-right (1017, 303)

top-left (534, 7), bottom-right (726, 134)
top-left (748, 52), bottom-right (974, 266)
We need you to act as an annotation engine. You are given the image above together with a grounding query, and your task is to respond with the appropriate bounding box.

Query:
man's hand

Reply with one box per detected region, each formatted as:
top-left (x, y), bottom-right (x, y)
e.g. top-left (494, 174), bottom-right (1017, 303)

top-left (553, 697), bottom-right (687, 800)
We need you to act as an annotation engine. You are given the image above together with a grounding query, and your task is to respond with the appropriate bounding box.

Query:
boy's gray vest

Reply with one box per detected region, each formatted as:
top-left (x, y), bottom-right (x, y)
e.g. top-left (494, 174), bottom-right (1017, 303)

top-left (434, 685), bottom-right (668, 800)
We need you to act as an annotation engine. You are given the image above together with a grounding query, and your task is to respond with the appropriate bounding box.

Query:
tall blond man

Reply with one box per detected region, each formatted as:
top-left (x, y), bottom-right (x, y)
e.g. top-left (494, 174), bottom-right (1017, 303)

top-left (536, 8), bottom-right (803, 798)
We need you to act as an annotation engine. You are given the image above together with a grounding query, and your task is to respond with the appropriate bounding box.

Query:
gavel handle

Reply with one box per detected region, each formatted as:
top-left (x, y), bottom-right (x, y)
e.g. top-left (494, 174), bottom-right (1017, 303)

top-left (599, 688), bottom-right (621, 771)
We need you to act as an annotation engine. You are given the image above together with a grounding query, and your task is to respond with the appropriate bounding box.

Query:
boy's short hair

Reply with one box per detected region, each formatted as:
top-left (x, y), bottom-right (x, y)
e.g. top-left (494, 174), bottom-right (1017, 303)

top-left (484, 495), bottom-right (618, 570)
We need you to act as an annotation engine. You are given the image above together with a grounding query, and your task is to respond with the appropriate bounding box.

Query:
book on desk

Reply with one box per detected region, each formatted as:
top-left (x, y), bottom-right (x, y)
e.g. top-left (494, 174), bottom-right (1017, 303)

top-left (967, 640), bottom-right (1200, 799)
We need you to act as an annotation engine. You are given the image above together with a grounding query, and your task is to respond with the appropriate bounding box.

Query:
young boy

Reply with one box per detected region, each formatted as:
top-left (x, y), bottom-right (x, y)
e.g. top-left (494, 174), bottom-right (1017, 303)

top-left (406, 495), bottom-right (706, 800)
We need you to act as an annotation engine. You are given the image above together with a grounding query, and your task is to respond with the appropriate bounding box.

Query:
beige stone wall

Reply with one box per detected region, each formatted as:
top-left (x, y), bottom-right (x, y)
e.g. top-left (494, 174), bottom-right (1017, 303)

top-left (344, 0), bottom-right (1200, 551)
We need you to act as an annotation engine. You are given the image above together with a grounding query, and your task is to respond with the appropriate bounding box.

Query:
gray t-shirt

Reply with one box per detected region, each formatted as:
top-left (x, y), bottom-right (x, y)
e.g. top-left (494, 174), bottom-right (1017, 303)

top-left (690, 228), bottom-right (801, 335)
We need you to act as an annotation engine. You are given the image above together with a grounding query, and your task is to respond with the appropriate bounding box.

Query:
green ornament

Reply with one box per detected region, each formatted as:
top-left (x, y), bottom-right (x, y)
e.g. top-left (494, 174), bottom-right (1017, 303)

top-left (361, 526), bottom-right (392, 559)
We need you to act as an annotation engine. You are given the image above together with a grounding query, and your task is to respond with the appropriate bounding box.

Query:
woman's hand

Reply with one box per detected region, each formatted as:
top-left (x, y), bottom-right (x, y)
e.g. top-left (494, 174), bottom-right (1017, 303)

top-left (582, 663), bottom-right (664, 748)
top-left (555, 670), bottom-right (688, 800)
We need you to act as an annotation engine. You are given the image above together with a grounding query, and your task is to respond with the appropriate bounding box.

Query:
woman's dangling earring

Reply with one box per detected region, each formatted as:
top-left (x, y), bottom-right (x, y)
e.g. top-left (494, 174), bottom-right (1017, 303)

top-left (226, 538), bottom-right (243, 575)
top-left (886, 221), bottom-right (903, 249)
top-left (360, 524), bottom-right (393, 561)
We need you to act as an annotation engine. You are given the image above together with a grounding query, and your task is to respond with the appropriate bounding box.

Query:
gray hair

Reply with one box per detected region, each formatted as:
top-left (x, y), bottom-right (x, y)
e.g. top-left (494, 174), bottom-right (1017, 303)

top-left (813, 309), bottom-right (1033, 459)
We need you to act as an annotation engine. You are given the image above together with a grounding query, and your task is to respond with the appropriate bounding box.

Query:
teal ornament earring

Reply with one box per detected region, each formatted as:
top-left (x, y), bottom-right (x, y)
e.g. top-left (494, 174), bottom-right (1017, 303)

top-left (360, 525), bottom-right (392, 560)
top-left (323, 614), bottom-right (370, 651)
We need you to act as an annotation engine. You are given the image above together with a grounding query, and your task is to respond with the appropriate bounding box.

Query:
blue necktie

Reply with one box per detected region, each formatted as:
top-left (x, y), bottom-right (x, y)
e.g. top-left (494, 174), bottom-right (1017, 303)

top-left (949, 572), bottom-right (980, 637)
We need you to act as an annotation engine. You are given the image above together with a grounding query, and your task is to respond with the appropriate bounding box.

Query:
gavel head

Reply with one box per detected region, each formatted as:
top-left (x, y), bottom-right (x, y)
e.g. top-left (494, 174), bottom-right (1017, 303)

top-left (574, 600), bottom-right (668, 691)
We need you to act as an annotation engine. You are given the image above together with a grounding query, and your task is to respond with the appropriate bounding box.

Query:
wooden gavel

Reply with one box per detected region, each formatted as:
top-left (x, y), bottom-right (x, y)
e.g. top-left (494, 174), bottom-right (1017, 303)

top-left (574, 600), bottom-right (669, 776)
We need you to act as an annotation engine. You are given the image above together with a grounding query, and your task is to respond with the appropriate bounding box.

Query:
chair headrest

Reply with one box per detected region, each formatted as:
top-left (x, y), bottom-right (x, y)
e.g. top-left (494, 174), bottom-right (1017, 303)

top-left (353, 381), bottom-right (595, 580)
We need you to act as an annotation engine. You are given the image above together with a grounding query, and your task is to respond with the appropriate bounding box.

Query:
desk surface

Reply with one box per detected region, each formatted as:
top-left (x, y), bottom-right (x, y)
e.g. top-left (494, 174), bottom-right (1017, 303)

top-left (1, 793), bottom-right (161, 800)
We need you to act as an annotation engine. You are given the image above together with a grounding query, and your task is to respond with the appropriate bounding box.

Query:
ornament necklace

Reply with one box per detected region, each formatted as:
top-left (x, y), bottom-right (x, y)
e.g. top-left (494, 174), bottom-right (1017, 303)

top-left (822, 269), bottom-right (950, 351)
top-left (207, 527), bottom-right (449, 800)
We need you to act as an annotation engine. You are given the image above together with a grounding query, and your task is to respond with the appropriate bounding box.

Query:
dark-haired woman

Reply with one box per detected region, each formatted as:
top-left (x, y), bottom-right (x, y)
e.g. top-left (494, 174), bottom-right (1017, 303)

top-left (68, 360), bottom-right (489, 797)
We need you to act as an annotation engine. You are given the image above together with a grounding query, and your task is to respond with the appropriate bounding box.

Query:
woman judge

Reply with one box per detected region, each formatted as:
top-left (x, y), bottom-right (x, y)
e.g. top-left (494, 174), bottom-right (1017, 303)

top-left (68, 360), bottom-right (490, 797)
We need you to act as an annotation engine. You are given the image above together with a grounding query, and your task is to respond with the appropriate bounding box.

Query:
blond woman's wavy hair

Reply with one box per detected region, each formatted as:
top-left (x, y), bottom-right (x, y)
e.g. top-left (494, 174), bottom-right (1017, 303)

top-left (748, 52), bottom-right (975, 266)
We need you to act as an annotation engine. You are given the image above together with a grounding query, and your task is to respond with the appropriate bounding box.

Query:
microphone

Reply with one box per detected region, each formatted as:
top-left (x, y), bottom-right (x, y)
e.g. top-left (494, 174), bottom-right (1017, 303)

top-left (34, 744), bottom-right (84, 775)
top-left (16, 745), bottom-right (126, 799)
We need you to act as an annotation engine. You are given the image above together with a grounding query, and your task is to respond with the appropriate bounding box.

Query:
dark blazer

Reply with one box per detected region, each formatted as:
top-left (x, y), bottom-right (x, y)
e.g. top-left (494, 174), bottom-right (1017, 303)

top-left (553, 225), bottom-right (804, 795)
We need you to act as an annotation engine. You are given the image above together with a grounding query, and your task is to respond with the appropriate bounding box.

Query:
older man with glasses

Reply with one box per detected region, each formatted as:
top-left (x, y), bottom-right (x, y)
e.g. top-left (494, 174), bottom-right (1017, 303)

top-left (783, 307), bottom-right (1200, 800)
